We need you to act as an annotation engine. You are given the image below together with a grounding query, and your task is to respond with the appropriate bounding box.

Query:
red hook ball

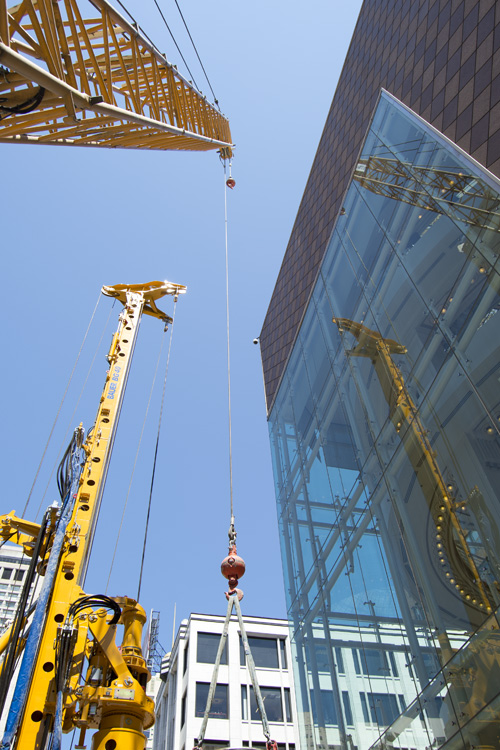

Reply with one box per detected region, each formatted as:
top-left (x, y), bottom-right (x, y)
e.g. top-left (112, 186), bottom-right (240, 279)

top-left (226, 177), bottom-right (236, 190)
top-left (221, 551), bottom-right (245, 581)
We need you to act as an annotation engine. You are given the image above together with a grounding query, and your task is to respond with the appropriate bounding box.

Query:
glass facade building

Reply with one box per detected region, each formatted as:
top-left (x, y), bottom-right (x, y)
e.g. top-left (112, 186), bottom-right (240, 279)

top-left (268, 91), bottom-right (500, 750)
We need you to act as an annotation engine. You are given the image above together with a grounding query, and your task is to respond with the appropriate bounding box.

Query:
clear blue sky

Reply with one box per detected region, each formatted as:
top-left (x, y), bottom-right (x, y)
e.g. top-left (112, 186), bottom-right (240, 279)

top-left (2, 0), bottom-right (363, 656)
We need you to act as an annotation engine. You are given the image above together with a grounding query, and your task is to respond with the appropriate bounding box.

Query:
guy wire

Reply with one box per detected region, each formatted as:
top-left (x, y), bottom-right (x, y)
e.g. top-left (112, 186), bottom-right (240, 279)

top-left (137, 301), bottom-right (178, 601)
top-left (23, 291), bottom-right (102, 517)
top-left (34, 302), bottom-right (115, 521)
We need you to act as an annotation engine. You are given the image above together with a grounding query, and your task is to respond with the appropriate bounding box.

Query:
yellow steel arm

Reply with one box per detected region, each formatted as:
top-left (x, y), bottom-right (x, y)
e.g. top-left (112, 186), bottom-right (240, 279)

top-left (0, 0), bottom-right (233, 153)
top-left (333, 317), bottom-right (495, 614)
top-left (0, 504), bottom-right (59, 560)
top-left (12, 281), bottom-right (185, 750)
top-left (0, 511), bottom-right (41, 553)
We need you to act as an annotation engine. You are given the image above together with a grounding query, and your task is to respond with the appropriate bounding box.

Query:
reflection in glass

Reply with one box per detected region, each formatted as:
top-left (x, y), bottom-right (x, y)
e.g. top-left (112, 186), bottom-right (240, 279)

top-left (268, 91), bottom-right (500, 750)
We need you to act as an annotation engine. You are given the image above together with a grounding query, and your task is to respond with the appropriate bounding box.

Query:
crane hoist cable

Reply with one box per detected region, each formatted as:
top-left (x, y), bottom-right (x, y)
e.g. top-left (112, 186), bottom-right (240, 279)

top-left (194, 162), bottom-right (277, 750)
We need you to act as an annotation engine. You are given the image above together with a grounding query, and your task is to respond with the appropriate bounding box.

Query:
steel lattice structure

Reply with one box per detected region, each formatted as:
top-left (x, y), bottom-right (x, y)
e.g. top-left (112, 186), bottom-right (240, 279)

top-left (354, 156), bottom-right (500, 232)
top-left (0, 0), bottom-right (232, 151)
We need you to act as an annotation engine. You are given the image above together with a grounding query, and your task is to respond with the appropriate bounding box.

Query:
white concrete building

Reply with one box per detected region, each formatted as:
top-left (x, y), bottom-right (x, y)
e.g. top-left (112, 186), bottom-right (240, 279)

top-left (0, 544), bottom-right (36, 632)
top-left (0, 544), bottom-right (41, 737)
top-left (295, 618), bottom-right (468, 750)
top-left (152, 613), bottom-right (300, 750)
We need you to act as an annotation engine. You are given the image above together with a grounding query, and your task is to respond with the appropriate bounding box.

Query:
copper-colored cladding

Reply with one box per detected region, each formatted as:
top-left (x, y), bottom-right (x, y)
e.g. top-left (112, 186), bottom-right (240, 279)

top-left (260, 0), bottom-right (500, 414)
top-left (221, 547), bottom-right (246, 588)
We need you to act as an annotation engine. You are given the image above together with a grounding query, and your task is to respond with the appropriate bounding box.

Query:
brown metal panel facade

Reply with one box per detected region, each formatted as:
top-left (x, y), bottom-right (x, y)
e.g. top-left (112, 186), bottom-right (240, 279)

top-left (261, 0), bottom-right (500, 413)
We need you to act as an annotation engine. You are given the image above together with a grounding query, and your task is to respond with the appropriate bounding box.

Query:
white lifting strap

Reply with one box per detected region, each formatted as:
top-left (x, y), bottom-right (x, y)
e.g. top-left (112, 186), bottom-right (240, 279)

top-left (194, 593), bottom-right (274, 749)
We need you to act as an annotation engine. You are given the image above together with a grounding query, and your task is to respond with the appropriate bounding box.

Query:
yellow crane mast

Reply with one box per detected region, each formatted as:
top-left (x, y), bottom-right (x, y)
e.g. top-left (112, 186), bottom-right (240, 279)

top-left (0, 0), bottom-right (232, 153)
top-left (0, 281), bottom-right (185, 750)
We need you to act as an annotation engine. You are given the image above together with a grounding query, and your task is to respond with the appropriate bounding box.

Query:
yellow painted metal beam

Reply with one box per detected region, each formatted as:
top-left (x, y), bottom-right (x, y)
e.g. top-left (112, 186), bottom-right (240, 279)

top-left (0, 0), bottom-right (233, 153)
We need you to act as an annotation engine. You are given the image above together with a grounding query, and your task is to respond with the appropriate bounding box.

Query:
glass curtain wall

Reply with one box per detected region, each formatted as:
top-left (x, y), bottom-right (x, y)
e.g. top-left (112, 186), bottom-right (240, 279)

top-left (268, 91), bottom-right (500, 750)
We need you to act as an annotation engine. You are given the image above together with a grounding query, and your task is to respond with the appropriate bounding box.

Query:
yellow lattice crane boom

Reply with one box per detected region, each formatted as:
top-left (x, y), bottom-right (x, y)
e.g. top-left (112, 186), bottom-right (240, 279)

top-left (0, 0), bottom-right (232, 152)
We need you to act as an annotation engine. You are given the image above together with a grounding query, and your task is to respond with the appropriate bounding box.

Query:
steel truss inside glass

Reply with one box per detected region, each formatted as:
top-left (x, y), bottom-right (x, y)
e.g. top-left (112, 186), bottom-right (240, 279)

top-left (268, 91), bottom-right (500, 750)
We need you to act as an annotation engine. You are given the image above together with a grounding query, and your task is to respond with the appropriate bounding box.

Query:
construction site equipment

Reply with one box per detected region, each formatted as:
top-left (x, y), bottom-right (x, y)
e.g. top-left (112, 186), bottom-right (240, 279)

top-left (0, 281), bottom-right (185, 750)
top-left (0, 0), bottom-right (232, 153)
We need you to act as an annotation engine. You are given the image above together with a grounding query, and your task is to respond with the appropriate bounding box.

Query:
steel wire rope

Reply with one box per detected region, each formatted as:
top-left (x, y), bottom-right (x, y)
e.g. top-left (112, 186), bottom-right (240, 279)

top-left (22, 291), bottom-right (102, 517)
top-left (222, 162), bottom-right (235, 530)
top-left (113, 0), bottom-right (205, 97)
top-left (136, 302), bottom-right (178, 601)
top-left (151, 0), bottom-right (200, 91)
top-left (33, 301), bottom-right (115, 521)
top-left (171, 0), bottom-right (219, 105)
top-left (105, 327), bottom-right (168, 595)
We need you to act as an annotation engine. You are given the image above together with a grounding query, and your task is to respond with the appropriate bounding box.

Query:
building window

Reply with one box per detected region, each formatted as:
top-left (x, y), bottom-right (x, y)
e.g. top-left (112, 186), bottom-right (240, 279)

top-left (388, 652), bottom-right (399, 678)
top-left (310, 690), bottom-right (337, 726)
top-left (335, 647), bottom-right (345, 674)
top-left (183, 642), bottom-right (189, 674)
top-left (197, 632), bottom-right (227, 665)
top-left (284, 688), bottom-right (292, 723)
top-left (195, 683), bottom-right (228, 719)
top-left (360, 692), bottom-right (402, 726)
top-left (181, 692), bottom-right (186, 728)
top-left (1, 569), bottom-right (12, 580)
top-left (14, 569), bottom-right (25, 581)
top-left (240, 637), bottom-right (279, 669)
top-left (352, 648), bottom-right (395, 677)
top-left (342, 692), bottom-right (353, 726)
top-left (201, 742), bottom-right (229, 750)
top-left (279, 639), bottom-right (287, 669)
top-left (242, 686), bottom-right (285, 723)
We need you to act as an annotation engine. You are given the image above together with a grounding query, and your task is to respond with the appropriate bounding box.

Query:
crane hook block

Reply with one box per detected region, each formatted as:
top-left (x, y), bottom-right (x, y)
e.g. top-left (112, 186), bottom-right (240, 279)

top-left (226, 177), bottom-right (236, 189)
top-left (221, 545), bottom-right (245, 596)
